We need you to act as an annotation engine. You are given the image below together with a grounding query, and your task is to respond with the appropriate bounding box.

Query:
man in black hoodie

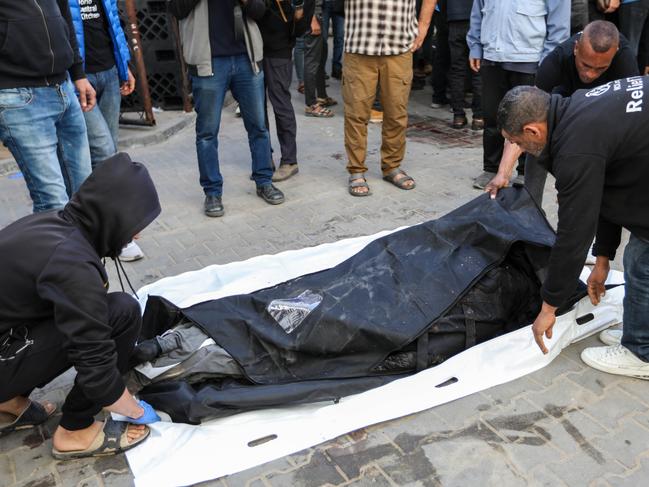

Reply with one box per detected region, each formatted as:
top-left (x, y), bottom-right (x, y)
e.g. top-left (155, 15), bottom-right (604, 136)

top-left (0, 0), bottom-right (96, 213)
top-left (497, 82), bottom-right (649, 379)
top-left (0, 153), bottom-right (161, 458)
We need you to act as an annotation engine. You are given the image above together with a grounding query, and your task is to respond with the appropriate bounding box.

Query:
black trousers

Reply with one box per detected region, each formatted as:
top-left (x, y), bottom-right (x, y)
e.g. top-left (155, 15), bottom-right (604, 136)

top-left (480, 65), bottom-right (535, 174)
top-left (0, 292), bottom-right (141, 430)
top-left (264, 57), bottom-right (298, 166)
top-left (304, 28), bottom-right (327, 106)
top-left (431, 12), bottom-right (450, 101)
top-left (448, 20), bottom-right (482, 118)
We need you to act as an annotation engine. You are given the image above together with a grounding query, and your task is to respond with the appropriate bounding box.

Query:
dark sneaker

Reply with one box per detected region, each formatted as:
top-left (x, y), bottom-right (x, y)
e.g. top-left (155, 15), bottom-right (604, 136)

top-left (272, 164), bottom-right (299, 182)
top-left (204, 195), bottom-right (224, 217)
top-left (331, 67), bottom-right (342, 80)
top-left (472, 171), bottom-right (496, 190)
top-left (257, 184), bottom-right (285, 205)
top-left (471, 117), bottom-right (485, 131)
top-left (451, 115), bottom-right (468, 129)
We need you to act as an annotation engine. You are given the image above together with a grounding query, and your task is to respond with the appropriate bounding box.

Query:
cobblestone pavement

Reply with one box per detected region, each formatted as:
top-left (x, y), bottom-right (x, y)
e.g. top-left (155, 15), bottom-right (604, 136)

top-left (0, 77), bottom-right (645, 487)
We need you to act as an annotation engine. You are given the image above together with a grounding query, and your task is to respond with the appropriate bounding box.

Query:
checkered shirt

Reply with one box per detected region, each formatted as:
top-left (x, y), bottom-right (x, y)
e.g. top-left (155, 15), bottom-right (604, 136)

top-left (344, 0), bottom-right (419, 56)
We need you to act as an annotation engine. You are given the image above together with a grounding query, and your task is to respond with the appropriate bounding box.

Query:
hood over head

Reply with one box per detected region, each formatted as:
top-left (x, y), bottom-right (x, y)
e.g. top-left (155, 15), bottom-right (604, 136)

top-left (62, 152), bottom-right (161, 258)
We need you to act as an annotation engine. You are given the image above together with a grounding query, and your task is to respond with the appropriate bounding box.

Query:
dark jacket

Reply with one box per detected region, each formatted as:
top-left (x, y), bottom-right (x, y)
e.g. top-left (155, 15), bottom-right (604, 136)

top-left (258, 0), bottom-right (312, 58)
top-left (0, 153), bottom-right (161, 407)
top-left (0, 0), bottom-right (85, 89)
top-left (540, 76), bottom-right (649, 307)
top-left (536, 32), bottom-right (639, 96)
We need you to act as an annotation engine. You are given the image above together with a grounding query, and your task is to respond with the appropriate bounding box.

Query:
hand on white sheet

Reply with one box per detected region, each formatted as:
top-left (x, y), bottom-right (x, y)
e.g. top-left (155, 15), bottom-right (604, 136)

top-left (532, 303), bottom-right (558, 354)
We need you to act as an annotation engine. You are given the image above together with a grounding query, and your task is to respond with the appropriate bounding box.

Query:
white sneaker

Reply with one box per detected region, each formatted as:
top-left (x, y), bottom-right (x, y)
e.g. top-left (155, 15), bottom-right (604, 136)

top-left (581, 344), bottom-right (649, 379)
top-left (599, 328), bottom-right (623, 346)
top-left (119, 241), bottom-right (144, 262)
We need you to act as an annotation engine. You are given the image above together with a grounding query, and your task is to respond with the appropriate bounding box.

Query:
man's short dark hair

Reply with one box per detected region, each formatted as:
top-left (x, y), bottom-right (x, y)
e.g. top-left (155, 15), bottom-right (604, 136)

top-left (497, 86), bottom-right (551, 136)
top-left (582, 20), bottom-right (620, 53)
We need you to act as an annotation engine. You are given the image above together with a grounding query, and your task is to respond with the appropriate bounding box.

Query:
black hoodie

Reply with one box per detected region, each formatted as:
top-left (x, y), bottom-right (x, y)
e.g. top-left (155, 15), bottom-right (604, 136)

top-left (0, 0), bottom-right (85, 89)
top-left (540, 76), bottom-right (649, 308)
top-left (0, 153), bottom-right (161, 407)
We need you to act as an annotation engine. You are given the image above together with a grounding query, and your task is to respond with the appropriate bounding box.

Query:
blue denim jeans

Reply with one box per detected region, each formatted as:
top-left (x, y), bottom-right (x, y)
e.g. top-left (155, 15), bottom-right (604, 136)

top-left (191, 55), bottom-right (273, 196)
top-left (84, 66), bottom-right (121, 167)
top-left (621, 234), bottom-right (649, 361)
top-left (321, 0), bottom-right (344, 72)
top-left (0, 80), bottom-right (91, 212)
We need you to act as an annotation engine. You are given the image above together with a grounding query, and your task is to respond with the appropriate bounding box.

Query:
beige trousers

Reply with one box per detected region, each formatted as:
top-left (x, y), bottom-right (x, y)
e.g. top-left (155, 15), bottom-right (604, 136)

top-left (342, 51), bottom-right (413, 175)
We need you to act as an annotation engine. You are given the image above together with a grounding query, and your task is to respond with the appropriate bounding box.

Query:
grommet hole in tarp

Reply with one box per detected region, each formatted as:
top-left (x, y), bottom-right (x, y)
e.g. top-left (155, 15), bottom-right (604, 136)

top-left (247, 434), bottom-right (278, 447)
top-left (435, 377), bottom-right (458, 388)
top-left (576, 313), bottom-right (595, 325)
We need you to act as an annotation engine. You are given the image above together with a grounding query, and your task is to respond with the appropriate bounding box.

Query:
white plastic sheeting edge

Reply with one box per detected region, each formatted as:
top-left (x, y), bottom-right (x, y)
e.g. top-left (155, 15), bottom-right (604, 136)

top-left (127, 230), bottom-right (625, 487)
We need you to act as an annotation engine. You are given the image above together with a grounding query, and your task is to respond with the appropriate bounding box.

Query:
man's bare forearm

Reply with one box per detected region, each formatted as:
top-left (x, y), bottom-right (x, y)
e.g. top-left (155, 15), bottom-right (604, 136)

top-left (497, 140), bottom-right (523, 177)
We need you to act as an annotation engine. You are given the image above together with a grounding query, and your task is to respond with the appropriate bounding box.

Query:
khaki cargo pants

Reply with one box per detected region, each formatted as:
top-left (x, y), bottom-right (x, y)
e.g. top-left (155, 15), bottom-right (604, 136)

top-left (342, 51), bottom-right (413, 176)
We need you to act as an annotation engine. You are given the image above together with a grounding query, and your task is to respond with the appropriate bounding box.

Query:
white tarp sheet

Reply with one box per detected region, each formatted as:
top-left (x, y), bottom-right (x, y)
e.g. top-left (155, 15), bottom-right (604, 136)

top-left (126, 230), bottom-right (624, 487)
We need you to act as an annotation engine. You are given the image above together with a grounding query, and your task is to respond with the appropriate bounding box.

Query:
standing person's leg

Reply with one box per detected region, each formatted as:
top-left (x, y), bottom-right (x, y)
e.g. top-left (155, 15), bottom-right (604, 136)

top-left (476, 64), bottom-right (509, 188)
top-left (304, 33), bottom-right (332, 116)
top-left (379, 51), bottom-right (415, 190)
top-left (315, 22), bottom-right (332, 102)
top-left (192, 57), bottom-right (230, 216)
top-left (431, 12), bottom-right (450, 106)
top-left (321, 1), bottom-right (331, 74)
top-left (582, 235), bottom-right (649, 377)
top-left (264, 57), bottom-right (299, 181)
top-left (343, 53), bottom-right (379, 195)
top-left (507, 71), bottom-right (536, 177)
top-left (56, 80), bottom-right (93, 197)
top-left (448, 21), bottom-right (469, 127)
top-left (231, 55), bottom-right (283, 204)
top-left (0, 86), bottom-right (74, 212)
top-left (571, 0), bottom-right (590, 34)
top-left (83, 69), bottom-right (118, 168)
top-left (96, 66), bottom-right (122, 153)
top-left (618, 0), bottom-right (649, 58)
top-left (620, 235), bottom-right (649, 362)
top-left (294, 36), bottom-right (305, 91)
top-left (331, 12), bottom-right (345, 78)
top-left (523, 154), bottom-right (549, 206)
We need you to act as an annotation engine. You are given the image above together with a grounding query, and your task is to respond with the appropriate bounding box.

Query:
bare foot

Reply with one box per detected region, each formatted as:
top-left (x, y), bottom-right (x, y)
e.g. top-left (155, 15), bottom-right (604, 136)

top-left (0, 396), bottom-right (56, 418)
top-left (53, 421), bottom-right (147, 452)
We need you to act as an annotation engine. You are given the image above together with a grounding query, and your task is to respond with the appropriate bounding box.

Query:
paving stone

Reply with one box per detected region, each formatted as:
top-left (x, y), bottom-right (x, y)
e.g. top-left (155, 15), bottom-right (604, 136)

top-left (524, 376), bottom-right (600, 418)
top-left (0, 452), bottom-right (15, 485)
top-left (222, 457), bottom-right (295, 487)
top-left (345, 466), bottom-right (393, 487)
top-left (592, 418), bottom-right (649, 469)
top-left (547, 454), bottom-right (626, 485)
top-left (420, 392), bottom-right (494, 431)
top-left (265, 450), bottom-right (345, 487)
top-left (14, 472), bottom-right (57, 487)
top-left (604, 456), bottom-right (649, 487)
top-left (565, 364), bottom-right (624, 397)
top-left (325, 429), bottom-right (398, 479)
top-left (419, 435), bottom-right (527, 487)
top-left (10, 446), bottom-right (54, 484)
top-left (54, 459), bottom-right (99, 487)
top-left (526, 354), bottom-right (585, 388)
top-left (580, 386), bottom-right (649, 431)
top-left (526, 467), bottom-right (570, 487)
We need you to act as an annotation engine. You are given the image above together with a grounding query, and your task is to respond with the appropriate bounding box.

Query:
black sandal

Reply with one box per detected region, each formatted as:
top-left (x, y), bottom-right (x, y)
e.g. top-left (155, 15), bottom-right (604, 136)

top-left (0, 401), bottom-right (55, 436)
top-left (382, 168), bottom-right (416, 190)
top-left (52, 417), bottom-right (150, 459)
